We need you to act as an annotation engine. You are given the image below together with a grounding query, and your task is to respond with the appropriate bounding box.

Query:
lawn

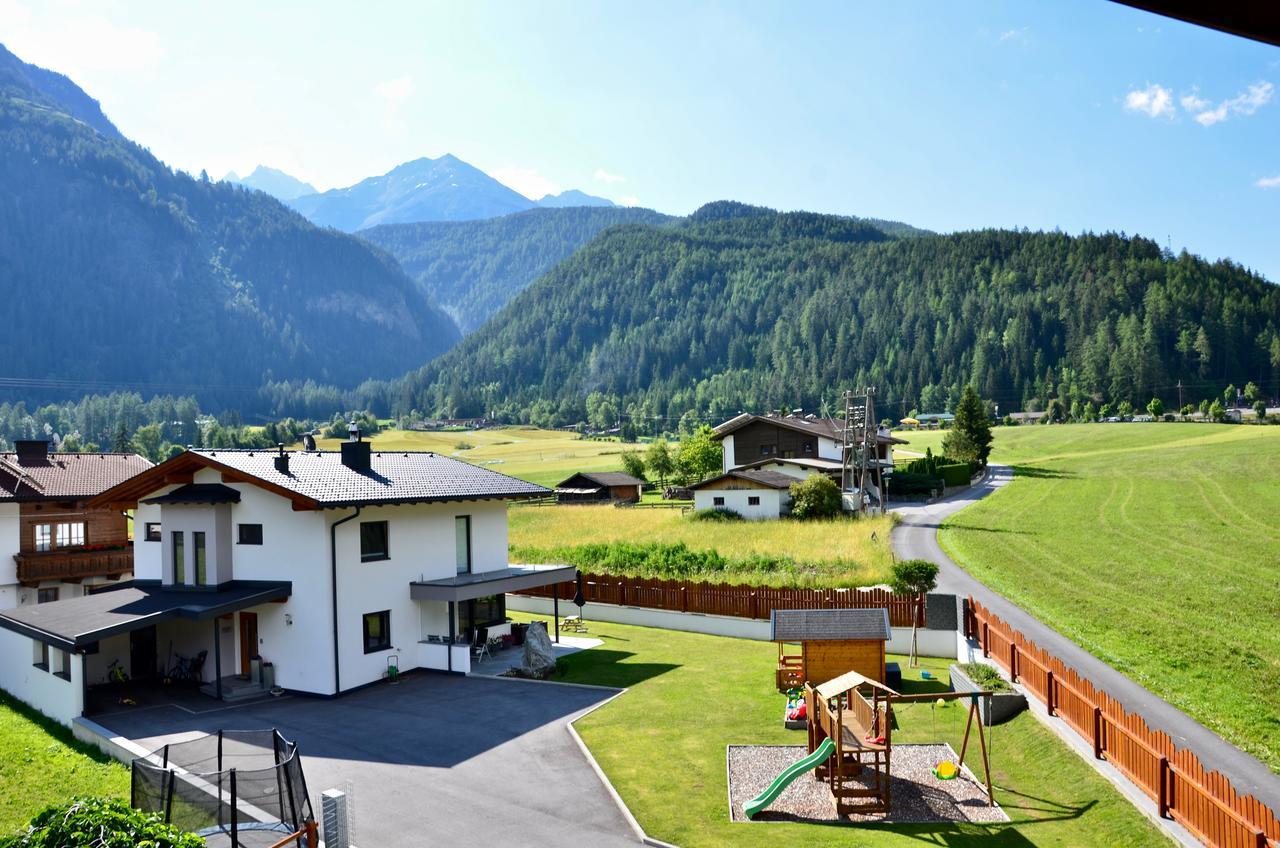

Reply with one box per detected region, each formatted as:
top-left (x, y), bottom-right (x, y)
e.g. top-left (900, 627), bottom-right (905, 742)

top-left (300, 426), bottom-right (643, 488)
top-left (509, 504), bottom-right (896, 587)
top-left (513, 614), bottom-right (1165, 847)
top-left (936, 422), bottom-right (1280, 773)
top-left (0, 690), bottom-right (129, 833)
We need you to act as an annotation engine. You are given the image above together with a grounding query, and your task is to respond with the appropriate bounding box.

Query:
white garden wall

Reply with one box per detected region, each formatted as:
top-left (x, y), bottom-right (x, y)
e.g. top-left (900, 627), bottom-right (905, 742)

top-left (0, 628), bottom-right (82, 725)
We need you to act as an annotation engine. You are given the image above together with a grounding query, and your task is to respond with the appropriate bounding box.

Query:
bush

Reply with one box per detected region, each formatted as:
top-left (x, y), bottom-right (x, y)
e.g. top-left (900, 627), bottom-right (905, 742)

top-left (956, 662), bottom-right (1011, 693)
top-left (0, 797), bottom-right (204, 848)
top-left (689, 508), bottom-right (744, 522)
top-left (886, 471), bottom-right (940, 496)
top-left (789, 475), bottom-right (842, 519)
top-left (937, 462), bottom-right (970, 487)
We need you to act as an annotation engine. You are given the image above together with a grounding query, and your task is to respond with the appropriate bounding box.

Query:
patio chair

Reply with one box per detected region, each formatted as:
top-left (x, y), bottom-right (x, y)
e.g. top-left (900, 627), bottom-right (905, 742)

top-left (470, 627), bottom-right (492, 663)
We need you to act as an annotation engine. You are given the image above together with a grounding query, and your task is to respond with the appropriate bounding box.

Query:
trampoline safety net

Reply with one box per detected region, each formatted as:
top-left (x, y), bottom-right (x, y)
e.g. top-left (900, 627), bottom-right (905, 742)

top-left (132, 729), bottom-right (314, 848)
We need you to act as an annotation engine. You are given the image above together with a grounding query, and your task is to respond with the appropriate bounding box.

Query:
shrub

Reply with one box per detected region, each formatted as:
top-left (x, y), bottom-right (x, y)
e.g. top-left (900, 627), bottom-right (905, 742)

top-left (689, 507), bottom-right (744, 522)
top-left (886, 471), bottom-right (940, 496)
top-left (0, 797), bottom-right (204, 848)
top-left (937, 462), bottom-right (970, 487)
top-left (956, 662), bottom-right (1012, 693)
top-left (889, 558), bottom-right (938, 596)
top-left (789, 475), bottom-right (842, 519)
top-left (454, 440), bottom-right (475, 451)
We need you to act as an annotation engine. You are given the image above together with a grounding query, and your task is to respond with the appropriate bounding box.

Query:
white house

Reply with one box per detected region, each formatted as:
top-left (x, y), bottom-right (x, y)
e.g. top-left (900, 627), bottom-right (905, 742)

top-left (689, 469), bottom-right (796, 520)
top-left (0, 434), bottom-right (570, 725)
top-left (0, 440), bottom-right (152, 609)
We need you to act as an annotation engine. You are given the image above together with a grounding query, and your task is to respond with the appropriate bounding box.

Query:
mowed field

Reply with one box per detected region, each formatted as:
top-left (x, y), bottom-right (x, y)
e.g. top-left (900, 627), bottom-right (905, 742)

top-left (509, 505), bottom-right (897, 586)
top-left (932, 422), bottom-right (1280, 773)
top-left (303, 426), bottom-right (639, 488)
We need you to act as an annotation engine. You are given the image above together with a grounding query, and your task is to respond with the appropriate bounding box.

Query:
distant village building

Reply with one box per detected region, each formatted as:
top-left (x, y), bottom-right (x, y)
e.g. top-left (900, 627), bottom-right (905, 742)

top-left (554, 471), bottom-right (644, 504)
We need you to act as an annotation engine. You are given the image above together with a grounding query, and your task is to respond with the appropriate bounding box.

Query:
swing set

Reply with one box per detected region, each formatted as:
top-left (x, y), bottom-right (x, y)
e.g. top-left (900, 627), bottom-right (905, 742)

top-left (804, 671), bottom-right (997, 816)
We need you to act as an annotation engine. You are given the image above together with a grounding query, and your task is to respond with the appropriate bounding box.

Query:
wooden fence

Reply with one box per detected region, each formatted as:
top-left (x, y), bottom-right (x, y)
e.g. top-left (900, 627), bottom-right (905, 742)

top-left (516, 573), bottom-right (923, 627)
top-left (967, 598), bottom-right (1279, 848)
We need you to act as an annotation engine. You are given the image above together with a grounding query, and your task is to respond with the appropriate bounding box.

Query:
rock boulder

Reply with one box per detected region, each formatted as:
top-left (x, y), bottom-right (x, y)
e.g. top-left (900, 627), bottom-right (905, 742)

top-left (520, 620), bottom-right (557, 679)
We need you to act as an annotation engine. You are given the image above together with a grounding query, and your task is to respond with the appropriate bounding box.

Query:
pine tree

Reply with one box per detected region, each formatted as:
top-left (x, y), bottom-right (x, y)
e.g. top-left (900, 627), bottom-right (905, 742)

top-left (943, 385), bottom-right (993, 465)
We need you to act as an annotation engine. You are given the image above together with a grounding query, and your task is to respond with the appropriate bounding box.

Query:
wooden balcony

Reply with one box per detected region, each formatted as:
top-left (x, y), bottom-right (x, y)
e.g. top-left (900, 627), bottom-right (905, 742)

top-left (15, 544), bottom-right (133, 586)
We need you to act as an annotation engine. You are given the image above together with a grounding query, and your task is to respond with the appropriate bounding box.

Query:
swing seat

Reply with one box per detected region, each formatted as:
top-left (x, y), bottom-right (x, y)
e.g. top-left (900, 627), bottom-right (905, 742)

top-left (932, 760), bottom-right (958, 780)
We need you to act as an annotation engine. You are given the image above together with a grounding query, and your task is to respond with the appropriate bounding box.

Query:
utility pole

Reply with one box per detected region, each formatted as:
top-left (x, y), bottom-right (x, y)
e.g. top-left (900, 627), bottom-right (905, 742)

top-left (840, 387), bottom-right (881, 516)
top-left (1177, 379), bottom-right (1184, 412)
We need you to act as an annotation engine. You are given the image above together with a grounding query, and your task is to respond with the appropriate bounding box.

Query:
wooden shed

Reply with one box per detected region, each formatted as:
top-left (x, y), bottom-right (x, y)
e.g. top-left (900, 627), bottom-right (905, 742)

top-left (554, 471), bottom-right (644, 504)
top-left (772, 608), bottom-right (890, 691)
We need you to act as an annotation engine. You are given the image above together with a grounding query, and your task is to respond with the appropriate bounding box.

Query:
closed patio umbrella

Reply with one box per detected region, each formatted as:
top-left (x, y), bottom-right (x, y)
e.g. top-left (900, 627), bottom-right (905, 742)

top-left (573, 571), bottom-right (586, 615)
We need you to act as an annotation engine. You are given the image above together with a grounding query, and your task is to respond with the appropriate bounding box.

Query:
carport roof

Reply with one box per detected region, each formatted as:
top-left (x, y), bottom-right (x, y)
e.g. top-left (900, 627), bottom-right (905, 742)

top-left (0, 580), bottom-right (291, 650)
top-left (410, 565), bottom-right (576, 603)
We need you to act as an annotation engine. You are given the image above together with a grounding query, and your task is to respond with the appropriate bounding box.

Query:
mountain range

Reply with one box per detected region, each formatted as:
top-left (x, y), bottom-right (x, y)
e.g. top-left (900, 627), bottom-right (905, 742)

top-left (223, 165), bottom-right (317, 201)
top-left (0, 42), bottom-right (458, 408)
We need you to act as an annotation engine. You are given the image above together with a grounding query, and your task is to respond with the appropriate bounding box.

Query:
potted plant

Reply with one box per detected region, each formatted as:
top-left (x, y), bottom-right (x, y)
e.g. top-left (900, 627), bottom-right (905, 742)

top-left (948, 662), bottom-right (1026, 725)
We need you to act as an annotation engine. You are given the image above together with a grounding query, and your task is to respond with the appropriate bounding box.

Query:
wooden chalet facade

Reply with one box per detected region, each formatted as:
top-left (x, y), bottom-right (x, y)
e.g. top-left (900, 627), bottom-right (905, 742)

top-left (554, 471), bottom-right (644, 504)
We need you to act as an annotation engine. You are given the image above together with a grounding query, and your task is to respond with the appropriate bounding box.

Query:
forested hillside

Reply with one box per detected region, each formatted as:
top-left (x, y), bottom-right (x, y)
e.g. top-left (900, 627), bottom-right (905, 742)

top-left (376, 204), bottom-right (1280, 425)
top-left (361, 206), bottom-right (673, 332)
top-left (0, 44), bottom-right (459, 410)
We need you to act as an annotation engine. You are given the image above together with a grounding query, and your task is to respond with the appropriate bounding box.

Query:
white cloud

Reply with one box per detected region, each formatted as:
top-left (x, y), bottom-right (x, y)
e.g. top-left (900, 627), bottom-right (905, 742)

top-left (998, 27), bottom-right (1029, 44)
top-left (1188, 81), bottom-right (1273, 127)
top-left (0, 0), bottom-right (163, 78)
top-left (1124, 84), bottom-right (1174, 118)
top-left (491, 166), bottom-right (561, 200)
top-left (1257, 175), bottom-right (1280, 189)
top-left (374, 76), bottom-right (413, 103)
top-left (593, 168), bottom-right (625, 184)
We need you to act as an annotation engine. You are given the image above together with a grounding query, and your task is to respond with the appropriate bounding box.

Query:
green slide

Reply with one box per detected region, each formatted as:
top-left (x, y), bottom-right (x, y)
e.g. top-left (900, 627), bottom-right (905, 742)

top-left (743, 737), bottom-right (836, 819)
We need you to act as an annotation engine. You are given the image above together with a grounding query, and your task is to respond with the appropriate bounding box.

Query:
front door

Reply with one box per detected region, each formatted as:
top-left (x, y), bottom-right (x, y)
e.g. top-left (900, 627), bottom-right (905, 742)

top-left (239, 612), bottom-right (258, 677)
top-left (130, 625), bottom-right (157, 680)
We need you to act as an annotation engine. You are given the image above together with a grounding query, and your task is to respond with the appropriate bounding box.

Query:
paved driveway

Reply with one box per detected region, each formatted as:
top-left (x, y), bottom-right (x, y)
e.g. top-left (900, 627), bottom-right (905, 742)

top-left (94, 674), bottom-right (638, 847)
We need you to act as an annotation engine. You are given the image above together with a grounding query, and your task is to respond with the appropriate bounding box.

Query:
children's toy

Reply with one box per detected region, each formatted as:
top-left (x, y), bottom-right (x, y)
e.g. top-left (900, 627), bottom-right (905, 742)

top-left (744, 738), bottom-right (836, 819)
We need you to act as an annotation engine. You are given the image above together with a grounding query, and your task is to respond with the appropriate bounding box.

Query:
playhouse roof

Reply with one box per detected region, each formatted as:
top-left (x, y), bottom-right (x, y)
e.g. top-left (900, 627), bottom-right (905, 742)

top-left (770, 607), bottom-right (891, 642)
top-left (815, 669), bottom-right (900, 699)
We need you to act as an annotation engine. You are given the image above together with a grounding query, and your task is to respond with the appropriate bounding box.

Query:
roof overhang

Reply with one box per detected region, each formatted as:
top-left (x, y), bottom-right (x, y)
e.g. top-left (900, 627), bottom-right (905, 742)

top-left (1109, 1), bottom-right (1280, 47)
top-left (410, 565), bottom-right (576, 603)
top-left (0, 580), bottom-right (292, 650)
top-left (89, 451), bottom-right (320, 511)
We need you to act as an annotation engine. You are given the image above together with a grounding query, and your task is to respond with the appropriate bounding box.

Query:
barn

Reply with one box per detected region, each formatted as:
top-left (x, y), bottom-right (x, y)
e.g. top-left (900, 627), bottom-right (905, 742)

top-left (554, 471), bottom-right (645, 504)
top-left (772, 607), bottom-right (890, 691)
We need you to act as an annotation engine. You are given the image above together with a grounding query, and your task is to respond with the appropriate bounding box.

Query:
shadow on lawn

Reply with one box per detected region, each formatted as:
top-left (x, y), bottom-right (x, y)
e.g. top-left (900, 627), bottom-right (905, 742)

top-left (1010, 465), bottom-right (1074, 479)
top-left (557, 649), bottom-right (680, 688)
top-left (867, 791), bottom-right (1097, 846)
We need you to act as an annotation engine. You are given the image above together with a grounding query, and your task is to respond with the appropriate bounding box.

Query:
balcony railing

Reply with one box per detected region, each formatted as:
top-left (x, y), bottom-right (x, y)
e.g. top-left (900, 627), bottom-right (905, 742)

top-left (15, 544), bottom-right (133, 585)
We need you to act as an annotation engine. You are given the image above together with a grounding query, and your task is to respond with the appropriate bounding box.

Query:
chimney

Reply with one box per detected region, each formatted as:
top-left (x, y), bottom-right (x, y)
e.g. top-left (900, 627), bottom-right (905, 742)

top-left (273, 443), bottom-right (290, 475)
top-left (340, 423), bottom-right (371, 472)
top-left (14, 440), bottom-right (49, 466)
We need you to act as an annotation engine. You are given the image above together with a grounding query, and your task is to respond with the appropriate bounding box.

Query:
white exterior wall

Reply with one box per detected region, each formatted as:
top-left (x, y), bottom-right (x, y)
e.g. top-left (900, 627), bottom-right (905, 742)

top-left (132, 501), bottom-right (164, 581)
top-left (0, 503), bottom-right (19, 607)
top-left (721, 434), bottom-right (736, 472)
top-left (0, 628), bottom-right (83, 724)
top-left (817, 436), bottom-right (842, 462)
top-left (693, 488), bottom-right (786, 520)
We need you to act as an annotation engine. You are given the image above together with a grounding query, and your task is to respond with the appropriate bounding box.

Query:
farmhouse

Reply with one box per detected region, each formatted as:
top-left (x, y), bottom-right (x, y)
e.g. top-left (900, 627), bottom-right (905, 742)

top-left (772, 607), bottom-right (890, 691)
top-left (0, 440), bottom-right (152, 609)
top-left (554, 470), bottom-right (644, 504)
top-left (0, 432), bottom-right (572, 725)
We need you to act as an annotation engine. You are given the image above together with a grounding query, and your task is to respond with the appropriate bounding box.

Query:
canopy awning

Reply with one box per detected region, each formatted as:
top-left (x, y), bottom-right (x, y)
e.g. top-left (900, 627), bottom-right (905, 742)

top-left (815, 669), bottom-right (900, 699)
top-left (409, 565), bottom-right (576, 603)
top-left (0, 580), bottom-right (291, 650)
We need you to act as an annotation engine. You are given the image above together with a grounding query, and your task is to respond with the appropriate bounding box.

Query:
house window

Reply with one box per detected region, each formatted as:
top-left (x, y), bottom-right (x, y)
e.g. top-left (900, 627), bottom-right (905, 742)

top-left (56, 522), bottom-right (85, 548)
top-left (803, 441), bottom-right (813, 454)
top-left (145, 522), bottom-right (161, 542)
top-left (172, 531), bottom-right (185, 584)
top-left (760, 445), bottom-right (774, 457)
top-left (32, 640), bottom-right (48, 670)
top-left (455, 516), bottom-right (471, 575)
top-left (713, 496), bottom-right (726, 506)
top-left (237, 523), bottom-right (263, 545)
top-left (748, 496), bottom-right (761, 506)
top-left (37, 587), bottom-right (58, 604)
top-left (34, 524), bottom-right (51, 552)
top-left (360, 521), bottom-right (389, 562)
top-left (52, 648), bottom-right (70, 681)
top-left (363, 610), bottom-right (391, 653)
top-left (193, 531), bottom-right (207, 585)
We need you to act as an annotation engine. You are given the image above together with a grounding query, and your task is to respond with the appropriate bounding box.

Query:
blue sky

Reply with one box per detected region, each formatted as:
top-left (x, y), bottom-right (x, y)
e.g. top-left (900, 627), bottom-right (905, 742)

top-left (4, 0), bottom-right (1279, 280)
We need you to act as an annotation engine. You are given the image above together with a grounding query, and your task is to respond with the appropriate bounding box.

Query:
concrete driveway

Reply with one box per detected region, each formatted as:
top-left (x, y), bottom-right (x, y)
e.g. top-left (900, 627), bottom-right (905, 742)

top-left (93, 673), bottom-right (638, 847)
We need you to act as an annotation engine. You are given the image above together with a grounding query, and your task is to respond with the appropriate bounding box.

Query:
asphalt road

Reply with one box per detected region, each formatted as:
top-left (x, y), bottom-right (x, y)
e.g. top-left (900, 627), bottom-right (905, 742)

top-left (890, 465), bottom-right (1280, 813)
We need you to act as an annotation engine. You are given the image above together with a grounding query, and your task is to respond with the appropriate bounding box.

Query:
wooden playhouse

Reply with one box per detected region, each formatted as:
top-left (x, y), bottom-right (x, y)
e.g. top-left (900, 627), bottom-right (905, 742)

top-left (773, 608), bottom-right (890, 692)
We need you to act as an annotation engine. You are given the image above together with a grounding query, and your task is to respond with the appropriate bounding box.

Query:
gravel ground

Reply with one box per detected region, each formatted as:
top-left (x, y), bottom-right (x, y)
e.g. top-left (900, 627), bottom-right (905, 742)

top-left (728, 744), bottom-right (1009, 824)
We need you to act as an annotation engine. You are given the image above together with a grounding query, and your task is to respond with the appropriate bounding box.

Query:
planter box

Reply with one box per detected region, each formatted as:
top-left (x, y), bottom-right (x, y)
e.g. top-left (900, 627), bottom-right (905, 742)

top-left (948, 663), bottom-right (1026, 726)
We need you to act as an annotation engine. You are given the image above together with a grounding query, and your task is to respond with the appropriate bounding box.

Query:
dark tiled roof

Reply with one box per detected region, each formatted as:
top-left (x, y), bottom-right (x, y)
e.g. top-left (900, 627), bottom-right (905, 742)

top-left (737, 457), bottom-right (844, 472)
top-left (190, 449), bottom-right (548, 507)
top-left (689, 469), bottom-right (797, 490)
top-left (0, 452), bottom-right (153, 501)
top-left (557, 471), bottom-right (644, 488)
top-left (142, 483), bottom-right (241, 505)
top-left (770, 608), bottom-right (892, 642)
top-left (712, 414), bottom-right (907, 446)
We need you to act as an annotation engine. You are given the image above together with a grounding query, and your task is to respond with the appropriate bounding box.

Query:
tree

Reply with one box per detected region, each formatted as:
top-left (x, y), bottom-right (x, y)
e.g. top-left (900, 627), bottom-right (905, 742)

top-left (130, 423), bottom-right (164, 462)
top-left (1244, 381), bottom-right (1261, 404)
top-left (675, 425), bottom-right (722, 483)
top-left (1083, 401), bottom-right (1098, 422)
top-left (1223, 384), bottom-right (1237, 408)
top-left (111, 420), bottom-right (130, 453)
top-left (789, 475), bottom-right (842, 519)
top-left (644, 439), bottom-right (675, 487)
top-left (942, 385), bottom-right (993, 465)
top-left (1043, 398), bottom-right (1066, 424)
top-left (889, 559), bottom-right (939, 667)
top-left (620, 450), bottom-right (646, 481)
top-left (1146, 398), bottom-right (1164, 419)
top-left (1180, 403), bottom-right (1195, 418)
top-left (1253, 399), bottom-right (1268, 422)
top-left (1117, 400), bottom-right (1134, 419)
top-left (1209, 399), bottom-right (1226, 422)
top-left (1199, 398), bottom-right (1211, 418)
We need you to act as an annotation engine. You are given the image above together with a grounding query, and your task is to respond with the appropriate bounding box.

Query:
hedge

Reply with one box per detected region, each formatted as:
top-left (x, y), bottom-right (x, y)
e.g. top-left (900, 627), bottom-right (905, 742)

top-left (937, 462), bottom-right (971, 487)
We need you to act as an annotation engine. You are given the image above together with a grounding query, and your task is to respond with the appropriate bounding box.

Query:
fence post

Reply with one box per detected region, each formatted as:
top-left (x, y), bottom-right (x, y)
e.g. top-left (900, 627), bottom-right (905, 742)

top-left (1092, 706), bottom-right (1104, 759)
top-left (618, 581), bottom-right (626, 607)
top-left (681, 586), bottom-right (688, 613)
top-left (1009, 643), bottom-right (1019, 682)
top-left (1157, 756), bottom-right (1169, 818)
top-left (1045, 671), bottom-right (1055, 716)
top-left (982, 622), bottom-right (990, 657)
top-left (750, 592), bottom-right (758, 620)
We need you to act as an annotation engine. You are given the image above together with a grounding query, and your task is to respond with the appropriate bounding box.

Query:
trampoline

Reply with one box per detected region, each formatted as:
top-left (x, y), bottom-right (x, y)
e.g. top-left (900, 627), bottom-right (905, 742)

top-left (131, 729), bottom-right (316, 847)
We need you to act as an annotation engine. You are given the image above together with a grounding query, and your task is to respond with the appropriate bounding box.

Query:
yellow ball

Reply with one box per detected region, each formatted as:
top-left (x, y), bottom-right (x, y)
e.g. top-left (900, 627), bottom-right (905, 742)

top-left (936, 698), bottom-right (946, 708)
